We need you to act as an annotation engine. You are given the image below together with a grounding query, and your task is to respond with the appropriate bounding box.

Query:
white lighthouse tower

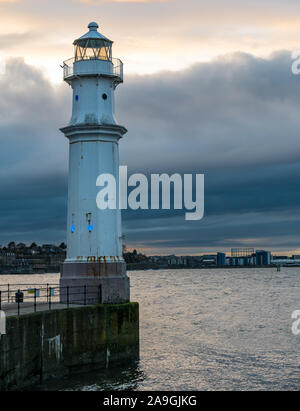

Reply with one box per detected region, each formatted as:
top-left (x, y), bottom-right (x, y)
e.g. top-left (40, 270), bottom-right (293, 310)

top-left (60, 22), bottom-right (129, 304)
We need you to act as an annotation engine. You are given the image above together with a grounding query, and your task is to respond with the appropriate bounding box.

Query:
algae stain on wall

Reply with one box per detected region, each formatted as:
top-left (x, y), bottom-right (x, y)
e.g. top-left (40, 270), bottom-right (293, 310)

top-left (48, 335), bottom-right (62, 361)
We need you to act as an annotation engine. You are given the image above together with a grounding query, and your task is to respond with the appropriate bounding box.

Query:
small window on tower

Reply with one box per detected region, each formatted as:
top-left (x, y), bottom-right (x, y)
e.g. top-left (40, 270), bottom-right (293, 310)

top-left (75, 95), bottom-right (79, 101)
top-left (102, 93), bottom-right (108, 100)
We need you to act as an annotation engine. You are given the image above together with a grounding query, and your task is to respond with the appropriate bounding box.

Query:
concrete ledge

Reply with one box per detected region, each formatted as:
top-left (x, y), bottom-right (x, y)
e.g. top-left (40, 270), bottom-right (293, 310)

top-left (60, 261), bottom-right (130, 304)
top-left (0, 302), bottom-right (139, 391)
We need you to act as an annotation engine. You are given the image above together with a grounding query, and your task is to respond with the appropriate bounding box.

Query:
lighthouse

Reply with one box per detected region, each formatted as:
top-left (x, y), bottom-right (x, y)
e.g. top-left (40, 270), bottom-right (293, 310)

top-left (60, 22), bottom-right (130, 304)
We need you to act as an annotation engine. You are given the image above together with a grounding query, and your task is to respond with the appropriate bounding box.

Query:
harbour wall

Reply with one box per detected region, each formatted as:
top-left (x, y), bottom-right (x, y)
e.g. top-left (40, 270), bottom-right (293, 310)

top-left (0, 302), bottom-right (139, 390)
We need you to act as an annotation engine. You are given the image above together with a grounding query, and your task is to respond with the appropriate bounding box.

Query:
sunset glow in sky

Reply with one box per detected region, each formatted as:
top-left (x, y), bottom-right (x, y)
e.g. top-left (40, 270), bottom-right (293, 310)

top-left (2, 0), bottom-right (300, 82)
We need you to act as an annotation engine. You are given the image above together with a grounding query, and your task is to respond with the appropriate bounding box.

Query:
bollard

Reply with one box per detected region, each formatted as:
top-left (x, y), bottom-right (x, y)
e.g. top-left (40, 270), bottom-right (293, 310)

top-left (15, 290), bottom-right (24, 303)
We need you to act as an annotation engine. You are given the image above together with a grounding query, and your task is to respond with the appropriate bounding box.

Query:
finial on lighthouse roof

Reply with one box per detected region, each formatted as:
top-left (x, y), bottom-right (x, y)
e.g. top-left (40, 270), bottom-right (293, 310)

top-left (88, 22), bottom-right (99, 31)
top-left (73, 22), bottom-right (113, 45)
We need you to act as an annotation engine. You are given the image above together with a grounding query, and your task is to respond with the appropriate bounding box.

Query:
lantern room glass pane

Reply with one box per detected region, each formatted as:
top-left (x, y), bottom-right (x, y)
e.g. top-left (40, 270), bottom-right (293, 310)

top-left (74, 42), bottom-right (112, 62)
top-left (99, 46), bottom-right (108, 60)
top-left (85, 47), bottom-right (97, 60)
top-left (75, 46), bottom-right (83, 61)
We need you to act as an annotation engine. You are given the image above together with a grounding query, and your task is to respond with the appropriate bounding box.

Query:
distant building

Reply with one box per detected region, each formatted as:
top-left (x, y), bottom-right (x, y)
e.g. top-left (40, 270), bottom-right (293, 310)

top-left (256, 250), bottom-right (271, 266)
top-left (271, 255), bottom-right (300, 266)
top-left (201, 255), bottom-right (217, 266)
top-left (217, 253), bottom-right (226, 266)
top-left (272, 255), bottom-right (288, 260)
top-left (231, 248), bottom-right (254, 257)
top-left (226, 256), bottom-right (247, 266)
top-left (0, 242), bottom-right (66, 274)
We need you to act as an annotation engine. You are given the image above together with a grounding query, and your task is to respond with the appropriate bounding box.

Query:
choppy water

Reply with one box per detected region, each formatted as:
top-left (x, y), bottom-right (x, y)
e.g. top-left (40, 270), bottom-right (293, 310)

top-left (2, 268), bottom-right (300, 391)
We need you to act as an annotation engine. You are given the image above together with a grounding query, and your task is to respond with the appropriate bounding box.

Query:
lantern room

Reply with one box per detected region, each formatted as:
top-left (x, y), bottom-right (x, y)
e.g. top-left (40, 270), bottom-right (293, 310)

top-left (73, 22), bottom-right (113, 62)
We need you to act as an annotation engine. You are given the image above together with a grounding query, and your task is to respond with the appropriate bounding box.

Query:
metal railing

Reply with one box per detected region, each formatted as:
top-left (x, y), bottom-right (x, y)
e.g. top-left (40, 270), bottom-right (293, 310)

top-left (0, 283), bottom-right (102, 316)
top-left (0, 283), bottom-right (58, 303)
top-left (62, 57), bottom-right (123, 83)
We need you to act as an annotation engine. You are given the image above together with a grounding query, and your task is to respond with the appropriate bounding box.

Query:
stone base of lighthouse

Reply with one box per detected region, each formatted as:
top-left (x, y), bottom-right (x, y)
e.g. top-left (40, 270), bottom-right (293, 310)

top-left (60, 261), bottom-right (130, 304)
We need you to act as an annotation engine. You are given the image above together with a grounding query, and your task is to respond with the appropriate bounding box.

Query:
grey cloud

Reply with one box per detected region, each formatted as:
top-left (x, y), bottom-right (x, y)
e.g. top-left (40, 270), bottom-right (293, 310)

top-left (0, 58), bottom-right (69, 244)
top-left (0, 53), bottom-right (300, 252)
top-left (118, 51), bottom-right (300, 171)
top-left (124, 210), bottom-right (300, 253)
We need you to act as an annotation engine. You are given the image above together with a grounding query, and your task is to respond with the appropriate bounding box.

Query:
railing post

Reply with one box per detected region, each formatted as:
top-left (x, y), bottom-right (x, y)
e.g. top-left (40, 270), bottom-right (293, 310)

top-left (49, 287), bottom-right (52, 310)
top-left (7, 284), bottom-right (10, 303)
top-left (84, 285), bottom-right (87, 306)
top-left (17, 290), bottom-right (20, 316)
top-left (46, 283), bottom-right (49, 303)
top-left (0, 290), bottom-right (2, 310)
top-left (34, 288), bottom-right (37, 312)
top-left (67, 286), bottom-right (69, 308)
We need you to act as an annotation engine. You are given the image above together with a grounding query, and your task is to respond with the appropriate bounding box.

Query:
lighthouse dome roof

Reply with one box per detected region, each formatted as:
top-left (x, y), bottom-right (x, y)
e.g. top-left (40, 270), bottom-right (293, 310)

top-left (73, 22), bottom-right (113, 46)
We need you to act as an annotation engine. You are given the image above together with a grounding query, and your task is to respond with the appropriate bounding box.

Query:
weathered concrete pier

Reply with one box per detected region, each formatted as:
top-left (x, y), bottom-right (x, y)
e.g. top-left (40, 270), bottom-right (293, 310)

top-left (0, 302), bottom-right (139, 390)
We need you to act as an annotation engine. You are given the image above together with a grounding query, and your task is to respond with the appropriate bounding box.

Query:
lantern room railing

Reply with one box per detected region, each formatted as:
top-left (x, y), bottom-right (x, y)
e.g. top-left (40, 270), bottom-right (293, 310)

top-left (62, 57), bottom-right (123, 83)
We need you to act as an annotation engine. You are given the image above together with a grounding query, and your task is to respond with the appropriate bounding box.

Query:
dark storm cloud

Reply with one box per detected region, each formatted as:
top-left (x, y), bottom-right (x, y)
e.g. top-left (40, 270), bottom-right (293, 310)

top-left (118, 50), bottom-right (300, 172)
top-left (117, 50), bottom-right (300, 251)
top-left (0, 58), bottom-right (69, 244)
top-left (0, 52), bottom-right (300, 251)
top-left (124, 211), bottom-right (300, 249)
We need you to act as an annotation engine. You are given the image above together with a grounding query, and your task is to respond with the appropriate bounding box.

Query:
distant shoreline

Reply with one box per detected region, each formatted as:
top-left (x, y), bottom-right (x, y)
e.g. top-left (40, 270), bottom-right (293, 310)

top-left (0, 264), bottom-right (299, 276)
top-left (127, 265), bottom-right (300, 271)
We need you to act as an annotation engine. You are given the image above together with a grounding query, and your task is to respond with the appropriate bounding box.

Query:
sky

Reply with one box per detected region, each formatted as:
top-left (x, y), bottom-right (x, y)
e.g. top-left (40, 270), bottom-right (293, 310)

top-left (1, 0), bottom-right (300, 255)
